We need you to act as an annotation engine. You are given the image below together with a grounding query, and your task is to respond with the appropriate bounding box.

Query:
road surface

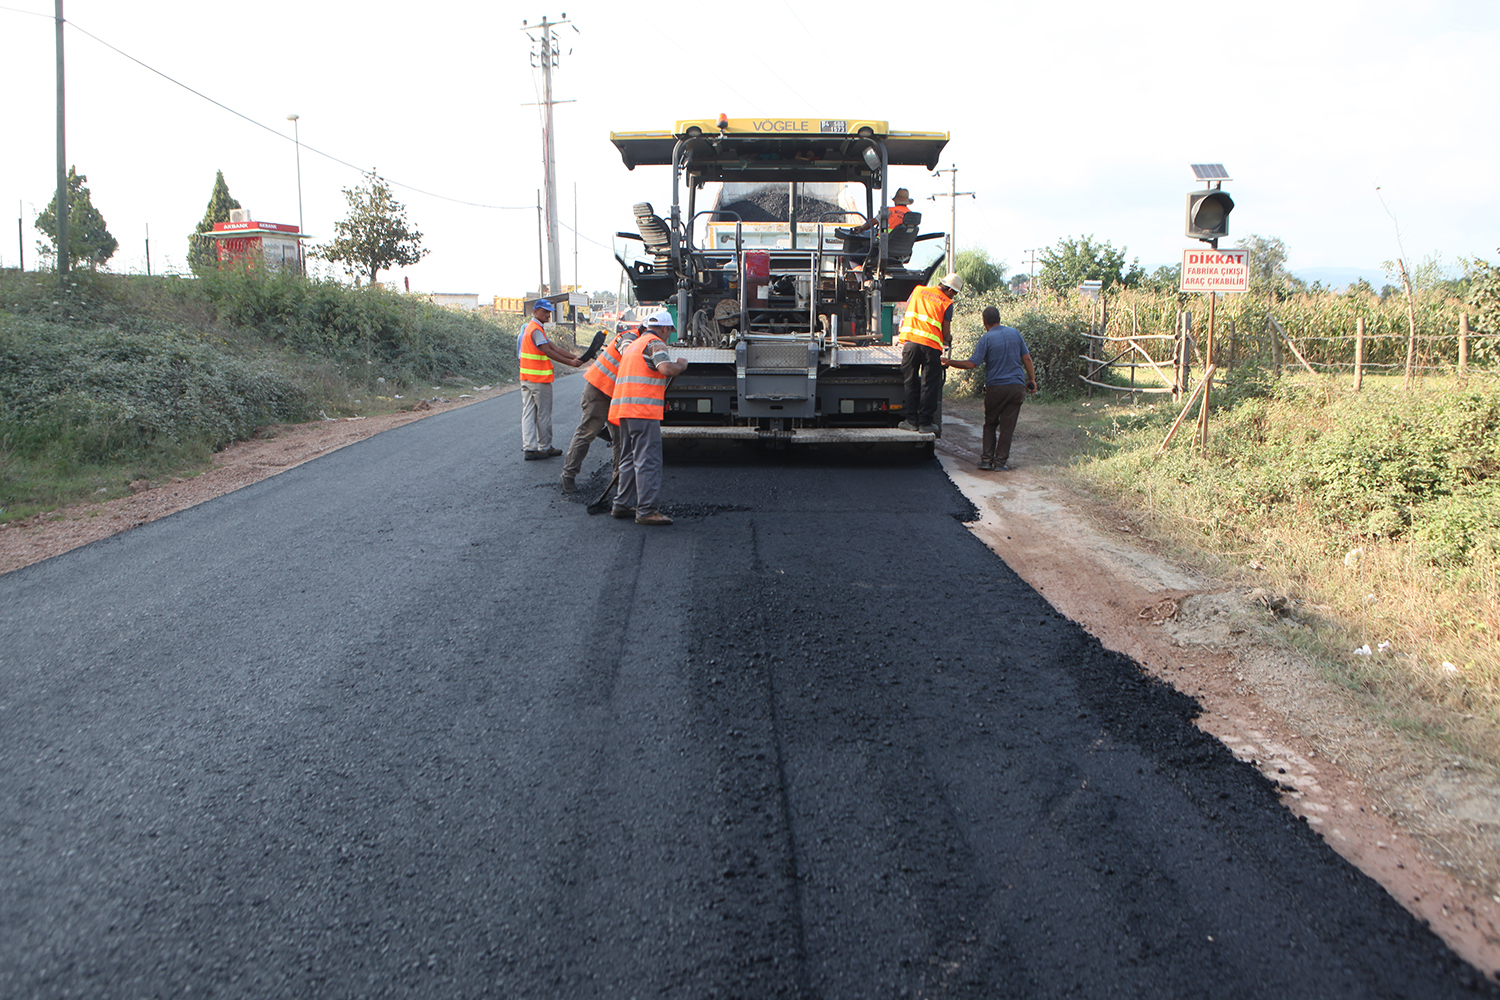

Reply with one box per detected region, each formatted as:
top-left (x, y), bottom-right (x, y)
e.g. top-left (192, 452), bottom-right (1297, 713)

top-left (1, 376), bottom-right (1493, 997)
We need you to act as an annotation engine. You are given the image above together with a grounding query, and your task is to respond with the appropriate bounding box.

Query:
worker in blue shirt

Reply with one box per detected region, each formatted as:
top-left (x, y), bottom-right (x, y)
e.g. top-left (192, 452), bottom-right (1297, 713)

top-left (943, 305), bottom-right (1037, 471)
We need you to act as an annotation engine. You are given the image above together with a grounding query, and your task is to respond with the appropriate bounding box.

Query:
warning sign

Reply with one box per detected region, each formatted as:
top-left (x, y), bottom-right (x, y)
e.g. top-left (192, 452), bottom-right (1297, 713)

top-left (1180, 248), bottom-right (1250, 293)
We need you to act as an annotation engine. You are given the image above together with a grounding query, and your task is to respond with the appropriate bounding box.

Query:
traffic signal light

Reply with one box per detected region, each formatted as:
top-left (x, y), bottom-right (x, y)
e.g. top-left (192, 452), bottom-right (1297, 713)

top-left (1185, 189), bottom-right (1234, 242)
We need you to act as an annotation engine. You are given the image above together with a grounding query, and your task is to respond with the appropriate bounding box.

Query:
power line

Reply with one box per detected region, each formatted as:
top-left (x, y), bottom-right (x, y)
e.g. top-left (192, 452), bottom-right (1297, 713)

top-left (56, 16), bottom-right (533, 211)
top-left (5, 6), bottom-right (631, 259)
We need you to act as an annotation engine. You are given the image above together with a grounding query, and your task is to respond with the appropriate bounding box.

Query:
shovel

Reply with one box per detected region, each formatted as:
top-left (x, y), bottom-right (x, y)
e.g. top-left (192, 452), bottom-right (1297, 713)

top-left (586, 467), bottom-right (620, 515)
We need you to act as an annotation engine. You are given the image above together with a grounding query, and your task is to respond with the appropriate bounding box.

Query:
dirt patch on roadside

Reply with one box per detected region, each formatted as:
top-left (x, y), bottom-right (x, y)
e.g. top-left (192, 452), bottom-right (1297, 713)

top-left (938, 401), bottom-right (1500, 977)
top-left (0, 385), bottom-right (513, 576)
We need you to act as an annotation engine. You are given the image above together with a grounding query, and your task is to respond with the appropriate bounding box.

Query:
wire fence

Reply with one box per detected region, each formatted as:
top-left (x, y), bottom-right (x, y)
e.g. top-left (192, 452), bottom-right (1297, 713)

top-left (1078, 290), bottom-right (1500, 397)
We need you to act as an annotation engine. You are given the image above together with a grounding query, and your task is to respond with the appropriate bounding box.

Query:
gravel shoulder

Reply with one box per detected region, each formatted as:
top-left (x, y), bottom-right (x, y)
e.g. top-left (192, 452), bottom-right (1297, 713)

top-left (3, 382), bottom-right (1495, 977)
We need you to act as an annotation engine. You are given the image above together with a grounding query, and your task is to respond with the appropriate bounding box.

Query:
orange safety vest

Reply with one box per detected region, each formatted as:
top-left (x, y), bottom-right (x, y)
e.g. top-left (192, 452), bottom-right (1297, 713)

top-left (898, 285), bottom-right (953, 351)
top-left (518, 319), bottom-right (554, 383)
top-left (885, 204), bottom-right (910, 232)
top-left (607, 333), bottom-right (669, 425)
top-left (583, 327), bottom-right (637, 395)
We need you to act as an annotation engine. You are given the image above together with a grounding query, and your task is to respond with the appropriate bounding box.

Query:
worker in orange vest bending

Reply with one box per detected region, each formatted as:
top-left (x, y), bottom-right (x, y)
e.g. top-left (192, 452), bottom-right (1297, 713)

top-left (518, 299), bottom-right (584, 460)
top-left (897, 271), bottom-right (963, 432)
top-left (606, 311), bottom-right (688, 526)
top-left (560, 319), bottom-right (639, 493)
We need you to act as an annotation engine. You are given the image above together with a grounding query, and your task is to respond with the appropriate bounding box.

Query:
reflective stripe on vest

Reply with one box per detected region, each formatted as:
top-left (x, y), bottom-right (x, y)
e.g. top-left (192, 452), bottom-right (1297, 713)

top-left (898, 285), bottom-right (952, 351)
top-left (608, 334), bottom-right (669, 424)
top-left (518, 319), bottom-right (554, 383)
top-left (583, 328), bottom-right (636, 395)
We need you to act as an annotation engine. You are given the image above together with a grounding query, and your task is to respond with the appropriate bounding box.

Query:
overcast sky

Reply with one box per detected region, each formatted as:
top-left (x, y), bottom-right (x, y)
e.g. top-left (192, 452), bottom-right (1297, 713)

top-left (2, 0), bottom-right (1496, 299)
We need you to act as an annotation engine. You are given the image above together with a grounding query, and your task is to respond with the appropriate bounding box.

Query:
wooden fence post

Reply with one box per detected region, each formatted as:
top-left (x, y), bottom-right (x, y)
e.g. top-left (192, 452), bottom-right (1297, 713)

top-left (1270, 316), bottom-right (1282, 375)
top-left (1354, 316), bottom-right (1365, 391)
top-left (1399, 258), bottom-right (1417, 390)
top-left (1460, 313), bottom-right (1470, 379)
top-left (1178, 311), bottom-right (1193, 401)
top-left (1270, 316), bottom-right (1319, 376)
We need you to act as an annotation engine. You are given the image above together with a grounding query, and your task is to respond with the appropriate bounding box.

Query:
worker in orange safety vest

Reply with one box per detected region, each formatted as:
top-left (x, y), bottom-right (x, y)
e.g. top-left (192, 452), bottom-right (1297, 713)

top-left (848, 187), bottom-right (915, 272)
top-left (896, 271), bottom-right (963, 431)
top-left (605, 310), bottom-right (688, 526)
top-left (518, 299), bottom-right (584, 460)
top-left (559, 319), bottom-right (640, 492)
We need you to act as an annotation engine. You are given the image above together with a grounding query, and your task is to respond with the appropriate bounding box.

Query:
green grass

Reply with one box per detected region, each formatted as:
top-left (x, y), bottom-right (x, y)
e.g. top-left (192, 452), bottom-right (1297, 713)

top-left (1008, 375), bottom-right (1500, 761)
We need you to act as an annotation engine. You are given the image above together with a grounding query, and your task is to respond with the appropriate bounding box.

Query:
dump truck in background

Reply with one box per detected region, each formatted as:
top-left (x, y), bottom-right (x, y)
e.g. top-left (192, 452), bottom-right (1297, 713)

top-left (609, 117), bottom-right (951, 448)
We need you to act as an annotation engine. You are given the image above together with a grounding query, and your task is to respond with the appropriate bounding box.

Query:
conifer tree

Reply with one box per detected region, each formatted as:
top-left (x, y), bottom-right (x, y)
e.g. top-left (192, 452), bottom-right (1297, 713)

top-left (35, 166), bottom-right (118, 271)
top-left (189, 170), bottom-right (242, 274)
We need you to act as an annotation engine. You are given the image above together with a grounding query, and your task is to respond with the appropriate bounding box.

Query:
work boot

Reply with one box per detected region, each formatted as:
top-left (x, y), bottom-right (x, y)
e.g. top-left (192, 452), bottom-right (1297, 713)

top-left (635, 511), bottom-right (673, 526)
top-left (897, 419), bottom-right (919, 432)
top-left (524, 450), bottom-right (546, 460)
top-left (560, 475), bottom-right (577, 493)
top-left (545, 446), bottom-right (562, 457)
top-left (977, 458), bottom-right (994, 471)
top-left (610, 506), bottom-right (635, 519)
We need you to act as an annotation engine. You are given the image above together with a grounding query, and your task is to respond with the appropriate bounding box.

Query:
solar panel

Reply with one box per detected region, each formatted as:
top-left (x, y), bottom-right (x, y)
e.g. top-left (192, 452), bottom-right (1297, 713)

top-left (1191, 164), bottom-right (1231, 181)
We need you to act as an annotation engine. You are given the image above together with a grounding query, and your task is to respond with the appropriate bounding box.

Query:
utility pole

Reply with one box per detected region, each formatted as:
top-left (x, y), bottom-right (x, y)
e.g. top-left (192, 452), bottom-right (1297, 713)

top-left (929, 164), bottom-right (973, 275)
top-left (522, 14), bottom-right (578, 297)
top-left (287, 114), bottom-right (304, 273)
top-left (1024, 248), bottom-right (1038, 294)
top-left (536, 189), bottom-right (544, 294)
top-left (55, 0), bottom-right (69, 287)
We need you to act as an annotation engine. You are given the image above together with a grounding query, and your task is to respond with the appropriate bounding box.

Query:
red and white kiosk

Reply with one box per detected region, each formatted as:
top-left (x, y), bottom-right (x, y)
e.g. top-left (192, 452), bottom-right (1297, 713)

top-left (209, 211), bottom-right (308, 272)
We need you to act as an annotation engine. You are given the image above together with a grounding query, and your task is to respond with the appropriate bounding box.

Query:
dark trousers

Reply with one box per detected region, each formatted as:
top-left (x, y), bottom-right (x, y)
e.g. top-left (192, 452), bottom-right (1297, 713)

top-left (562, 382), bottom-right (611, 479)
top-left (900, 341), bottom-right (944, 426)
top-left (983, 383), bottom-right (1027, 465)
top-left (614, 418), bottom-right (663, 515)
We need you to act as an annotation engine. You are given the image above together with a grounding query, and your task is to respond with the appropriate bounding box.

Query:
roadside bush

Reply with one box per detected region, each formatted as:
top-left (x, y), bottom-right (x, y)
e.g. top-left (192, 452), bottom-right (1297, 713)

top-left (947, 294), bottom-right (1089, 399)
top-left (0, 317), bottom-right (308, 460)
top-left (186, 268), bottom-right (519, 381)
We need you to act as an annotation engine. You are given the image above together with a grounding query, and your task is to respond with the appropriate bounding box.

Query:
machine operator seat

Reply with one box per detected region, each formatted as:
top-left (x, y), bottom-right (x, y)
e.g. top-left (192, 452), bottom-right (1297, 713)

top-left (633, 202), bottom-right (673, 270)
top-left (880, 211), bottom-right (923, 265)
top-left (838, 210), bottom-right (924, 271)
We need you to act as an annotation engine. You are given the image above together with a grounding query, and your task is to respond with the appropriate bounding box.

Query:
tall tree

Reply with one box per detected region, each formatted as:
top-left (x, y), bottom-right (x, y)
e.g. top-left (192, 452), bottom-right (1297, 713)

top-left (312, 170), bottom-right (428, 286)
top-left (1464, 250), bottom-right (1500, 336)
top-left (189, 170), bottom-right (242, 274)
top-left (1035, 236), bottom-right (1142, 296)
top-left (1238, 233), bottom-right (1301, 301)
top-left (952, 247), bottom-right (1008, 295)
top-left (35, 166), bottom-right (118, 271)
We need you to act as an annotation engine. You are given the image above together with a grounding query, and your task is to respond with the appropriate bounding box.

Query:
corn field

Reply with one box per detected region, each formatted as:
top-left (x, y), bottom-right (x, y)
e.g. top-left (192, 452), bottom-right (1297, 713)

top-left (1087, 289), bottom-right (1498, 390)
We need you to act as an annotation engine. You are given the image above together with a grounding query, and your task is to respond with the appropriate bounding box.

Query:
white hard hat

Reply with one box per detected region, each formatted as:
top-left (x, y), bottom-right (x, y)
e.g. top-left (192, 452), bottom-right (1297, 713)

top-left (645, 309), bottom-right (675, 328)
top-left (940, 272), bottom-right (964, 293)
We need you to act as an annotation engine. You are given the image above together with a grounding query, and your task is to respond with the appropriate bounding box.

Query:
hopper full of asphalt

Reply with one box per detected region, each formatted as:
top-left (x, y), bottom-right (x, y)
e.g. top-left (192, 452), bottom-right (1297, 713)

top-left (0, 378), bottom-right (1492, 998)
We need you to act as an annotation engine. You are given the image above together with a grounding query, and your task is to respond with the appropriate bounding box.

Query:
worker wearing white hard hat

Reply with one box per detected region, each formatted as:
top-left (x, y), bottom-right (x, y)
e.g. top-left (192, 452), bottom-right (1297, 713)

top-left (896, 272), bottom-right (963, 432)
top-left (606, 309), bottom-right (688, 526)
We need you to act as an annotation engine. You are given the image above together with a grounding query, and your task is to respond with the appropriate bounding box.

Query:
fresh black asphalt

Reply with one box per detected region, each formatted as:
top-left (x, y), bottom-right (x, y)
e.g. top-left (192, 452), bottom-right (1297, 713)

top-left (1, 375), bottom-right (1494, 998)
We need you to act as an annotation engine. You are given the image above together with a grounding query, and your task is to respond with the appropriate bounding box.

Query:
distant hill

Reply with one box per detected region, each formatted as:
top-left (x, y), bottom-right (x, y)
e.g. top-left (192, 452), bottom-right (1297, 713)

top-left (1144, 263), bottom-right (1391, 293)
top-left (1291, 266), bottom-right (1390, 291)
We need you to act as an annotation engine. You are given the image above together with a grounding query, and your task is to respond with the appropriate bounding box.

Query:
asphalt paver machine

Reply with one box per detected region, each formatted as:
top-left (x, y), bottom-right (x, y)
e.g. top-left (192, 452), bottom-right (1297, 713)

top-left (609, 117), bottom-right (951, 448)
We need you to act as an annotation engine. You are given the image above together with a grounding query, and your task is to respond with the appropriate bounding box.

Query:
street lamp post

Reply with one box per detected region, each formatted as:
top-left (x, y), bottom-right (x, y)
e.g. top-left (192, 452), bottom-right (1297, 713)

top-left (286, 113), bottom-right (304, 274)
